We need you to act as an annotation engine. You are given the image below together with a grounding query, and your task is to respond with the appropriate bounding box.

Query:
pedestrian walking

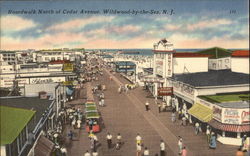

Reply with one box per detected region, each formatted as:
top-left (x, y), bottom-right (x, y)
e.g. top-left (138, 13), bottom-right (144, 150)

top-left (101, 92), bottom-right (105, 99)
top-left (84, 150), bottom-right (91, 156)
top-left (125, 85), bottom-right (129, 93)
top-left (60, 146), bottom-right (67, 156)
top-left (178, 136), bottom-right (183, 155)
top-left (101, 99), bottom-right (105, 106)
top-left (136, 143), bottom-right (142, 156)
top-left (206, 125), bottom-right (211, 144)
top-left (106, 133), bottom-right (112, 149)
top-left (68, 130), bottom-right (73, 140)
top-left (144, 147), bottom-right (149, 156)
top-left (181, 116), bottom-right (187, 126)
top-left (241, 135), bottom-right (247, 147)
top-left (181, 147), bottom-right (187, 156)
top-left (195, 122), bottom-right (200, 135)
top-left (90, 137), bottom-right (95, 152)
top-left (209, 132), bottom-right (216, 149)
top-left (118, 86), bottom-right (122, 94)
top-left (116, 133), bottom-right (122, 150)
top-left (71, 118), bottom-right (76, 128)
top-left (242, 135), bottom-right (249, 152)
top-left (178, 110), bottom-right (182, 120)
top-left (136, 133), bottom-right (142, 145)
top-left (77, 119), bottom-right (81, 129)
top-left (171, 112), bottom-right (176, 122)
top-left (160, 140), bottom-right (165, 156)
top-left (158, 103), bottom-right (161, 113)
top-left (154, 97), bottom-right (158, 104)
top-left (145, 101), bottom-right (149, 111)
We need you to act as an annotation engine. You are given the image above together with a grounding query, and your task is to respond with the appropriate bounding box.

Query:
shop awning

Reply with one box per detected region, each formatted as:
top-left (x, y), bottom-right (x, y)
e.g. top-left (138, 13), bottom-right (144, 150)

top-left (34, 135), bottom-right (54, 156)
top-left (86, 112), bottom-right (100, 119)
top-left (188, 103), bottom-right (212, 122)
top-left (85, 106), bottom-right (98, 112)
top-left (208, 119), bottom-right (250, 132)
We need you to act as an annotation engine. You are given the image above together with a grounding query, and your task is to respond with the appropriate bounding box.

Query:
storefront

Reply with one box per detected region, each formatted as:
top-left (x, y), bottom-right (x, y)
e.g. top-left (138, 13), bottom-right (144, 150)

top-left (196, 95), bottom-right (250, 146)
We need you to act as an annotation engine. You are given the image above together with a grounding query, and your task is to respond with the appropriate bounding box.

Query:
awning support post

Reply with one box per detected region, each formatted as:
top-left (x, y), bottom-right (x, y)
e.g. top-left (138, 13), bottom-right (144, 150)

top-left (237, 132), bottom-right (241, 138)
top-left (222, 131), bottom-right (225, 137)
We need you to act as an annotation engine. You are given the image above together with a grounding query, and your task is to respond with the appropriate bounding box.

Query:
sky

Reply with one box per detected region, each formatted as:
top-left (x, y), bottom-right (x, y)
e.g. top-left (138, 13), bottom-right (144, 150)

top-left (0, 0), bottom-right (249, 50)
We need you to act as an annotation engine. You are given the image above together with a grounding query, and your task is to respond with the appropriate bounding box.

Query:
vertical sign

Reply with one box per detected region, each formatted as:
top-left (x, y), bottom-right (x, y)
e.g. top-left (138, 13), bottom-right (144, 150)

top-left (167, 54), bottom-right (172, 77)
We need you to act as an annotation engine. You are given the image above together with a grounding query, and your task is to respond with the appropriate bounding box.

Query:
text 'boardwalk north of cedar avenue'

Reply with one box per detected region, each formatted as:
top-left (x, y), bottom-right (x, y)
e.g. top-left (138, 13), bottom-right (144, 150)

top-left (7, 9), bottom-right (175, 15)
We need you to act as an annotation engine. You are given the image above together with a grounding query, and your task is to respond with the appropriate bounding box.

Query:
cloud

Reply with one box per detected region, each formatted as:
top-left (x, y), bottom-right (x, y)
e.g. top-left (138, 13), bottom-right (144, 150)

top-left (1, 32), bottom-right (87, 50)
top-left (0, 15), bottom-right (37, 32)
top-left (80, 35), bottom-right (159, 49)
top-left (46, 16), bottom-right (115, 32)
top-left (168, 33), bottom-right (249, 49)
top-left (165, 24), bottom-right (181, 31)
top-left (187, 18), bottom-right (233, 31)
top-left (107, 25), bottom-right (141, 34)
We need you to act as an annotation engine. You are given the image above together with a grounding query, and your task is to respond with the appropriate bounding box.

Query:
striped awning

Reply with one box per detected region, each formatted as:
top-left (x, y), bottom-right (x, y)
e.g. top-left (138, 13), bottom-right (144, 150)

top-left (188, 103), bottom-right (212, 122)
top-left (209, 119), bottom-right (250, 132)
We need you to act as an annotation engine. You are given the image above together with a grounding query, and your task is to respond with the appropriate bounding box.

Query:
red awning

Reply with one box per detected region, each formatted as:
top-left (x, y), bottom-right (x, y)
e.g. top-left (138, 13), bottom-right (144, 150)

top-left (208, 119), bottom-right (250, 132)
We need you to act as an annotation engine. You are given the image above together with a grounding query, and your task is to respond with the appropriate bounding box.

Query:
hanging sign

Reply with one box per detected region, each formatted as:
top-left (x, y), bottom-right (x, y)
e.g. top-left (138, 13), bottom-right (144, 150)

top-left (158, 87), bottom-right (173, 96)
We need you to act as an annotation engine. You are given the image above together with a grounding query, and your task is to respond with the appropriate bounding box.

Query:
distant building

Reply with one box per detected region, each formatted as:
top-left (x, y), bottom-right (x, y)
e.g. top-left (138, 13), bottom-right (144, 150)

top-left (196, 47), bottom-right (232, 70)
top-left (0, 51), bottom-right (16, 64)
top-left (231, 50), bottom-right (249, 74)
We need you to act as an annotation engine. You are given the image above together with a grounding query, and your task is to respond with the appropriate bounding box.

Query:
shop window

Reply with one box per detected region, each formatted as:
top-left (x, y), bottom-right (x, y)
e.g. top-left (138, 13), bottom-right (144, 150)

top-left (225, 131), bottom-right (237, 138)
top-left (212, 63), bottom-right (216, 69)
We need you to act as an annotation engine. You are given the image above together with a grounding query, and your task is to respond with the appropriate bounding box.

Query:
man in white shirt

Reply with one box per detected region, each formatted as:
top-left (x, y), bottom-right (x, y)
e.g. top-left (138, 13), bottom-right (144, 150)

top-left (116, 133), bottom-right (122, 148)
top-left (160, 140), bottom-right (165, 156)
top-left (106, 132), bottom-right (112, 149)
top-left (84, 150), bottom-right (91, 156)
top-left (77, 119), bottom-right (81, 129)
top-left (60, 146), bottom-right (67, 156)
top-left (144, 147), bottom-right (149, 156)
top-left (145, 101), bottom-right (149, 111)
top-left (195, 122), bottom-right (200, 135)
top-left (178, 136), bottom-right (183, 155)
top-left (92, 151), bottom-right (98, 156)
top-left (136, 133), bottom-right (142, 145)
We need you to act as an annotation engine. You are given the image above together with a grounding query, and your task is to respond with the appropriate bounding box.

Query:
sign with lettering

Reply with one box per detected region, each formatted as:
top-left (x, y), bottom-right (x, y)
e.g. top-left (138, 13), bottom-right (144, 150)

top-left (31, 78), bottom-right (53, 84)
top-left (241, 111), bottom-right (250, 124)
top-left (30, 77), bottom-right (65, 84)
top-left (167, 54), bottom-right (172, 77)
top-left (158, 87), bottom-right (173, 96)
top-left (213, 106), bottom-right (222, 121)
top-left (223, 108), bottom-right (240, 124)
top-left (1, 79), bottom-right (28, 87)
top-left (155, 58), bottom-right (163, 76)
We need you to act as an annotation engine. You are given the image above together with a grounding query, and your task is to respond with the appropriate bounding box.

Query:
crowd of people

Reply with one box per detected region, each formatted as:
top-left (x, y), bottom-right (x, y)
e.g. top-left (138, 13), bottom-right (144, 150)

top-left (62, 56), bottom-right (249, 156)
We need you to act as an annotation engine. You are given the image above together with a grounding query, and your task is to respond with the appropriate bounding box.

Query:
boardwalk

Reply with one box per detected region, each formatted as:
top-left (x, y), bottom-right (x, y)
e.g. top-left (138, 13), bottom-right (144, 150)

top-left (63, 65), bottom-right (236, 156)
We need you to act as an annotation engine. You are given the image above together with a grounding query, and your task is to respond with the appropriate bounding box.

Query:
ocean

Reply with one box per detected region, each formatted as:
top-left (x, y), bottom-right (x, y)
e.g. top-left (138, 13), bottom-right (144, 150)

top-left (87, 49), bottom-right (203, 56)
